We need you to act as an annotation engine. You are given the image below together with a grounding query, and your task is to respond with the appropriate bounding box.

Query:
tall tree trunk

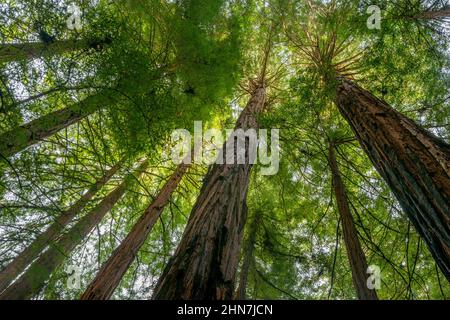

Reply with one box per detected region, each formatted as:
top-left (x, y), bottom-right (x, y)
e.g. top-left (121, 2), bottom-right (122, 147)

top-left (152, 84), bottom-right (266, 300)
top-left (235, 212), bottom-right (260, 300)
top-left (416, 7), bottom-right (450, 19)
top-left (80, 162), bottom-right (189, 300)
top-left (328, 142), bottom-right (378, 300)
top-left (0, 161), bottom-right (148, 299)
top-left (335, 77), bottom-right (450, 280)
top-left (0, 38), bottom-right (111, 64)
top-left (0, 90), bottom-right (117, 158)
top-left (0, 160), bottom-right (122, 293)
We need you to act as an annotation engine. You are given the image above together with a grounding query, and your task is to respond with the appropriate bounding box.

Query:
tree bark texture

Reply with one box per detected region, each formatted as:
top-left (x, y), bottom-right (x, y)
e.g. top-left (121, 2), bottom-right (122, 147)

top-left (235, 212), bottom-right (260, 300)
top-left (335, 78), bottom-right (450, 280)
top-left (152, 85), bottom-right (266, 300)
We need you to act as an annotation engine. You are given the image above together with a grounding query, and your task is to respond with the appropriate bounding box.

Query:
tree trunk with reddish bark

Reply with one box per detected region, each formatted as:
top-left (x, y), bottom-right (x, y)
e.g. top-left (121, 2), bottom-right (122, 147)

top-left (0, 160), bottom-right (122, 293)
top-left (80, 162), bottom-right (189, 300)
top-left (152, 85), bottom-right (266, 300)
top-left (235, 212), bottom-right (260, 300)
top-left (0, 161), bottom-right (148, 299)
top-left (335, 78), bottom-right (450, 280)
top-left (328, 142), bottom-right (378, 300)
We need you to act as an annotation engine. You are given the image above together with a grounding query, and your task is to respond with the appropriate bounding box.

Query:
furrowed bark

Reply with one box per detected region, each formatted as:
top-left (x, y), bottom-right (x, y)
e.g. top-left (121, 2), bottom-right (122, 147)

top-left (335, 78), bottom-right (450, 280)
top-left (328, 142), bottom-right (378, 300)
top-left (0, 160), bottom-right (148, 300)
top-left (0, 160), bottom-right (122, 293)
top-left (0, 90), bottom-right (117, 158)
top-left (0, 38), bottom-right (111, 64)
top-left (235, 212), bottom-right (260, 300)
top-left (80, 162), bottom-right (189, 300)
top-left (152, 85), bottom-right (266, 300)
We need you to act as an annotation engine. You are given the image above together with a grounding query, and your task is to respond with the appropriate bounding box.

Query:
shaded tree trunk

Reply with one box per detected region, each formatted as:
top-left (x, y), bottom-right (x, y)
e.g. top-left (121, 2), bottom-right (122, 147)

top-left (328, 142), bottom-right (378, 300)
top-left (335, 77), bottom-right (450, 280)
top-left (416, 7), bottom-right (450, 19)
top-left (0, 38), bottom-right (111, 64)
top-left (0, 90), bottom-right (117, 158)
top-left (0, 161), bottom-right (148, 299)
top-left (152, 84), bottom-right (266, 300)
top-left (235, 212), bottom-right (260, 300)
top-left (80, 162), bottom-right (189, 300)
top-left (0, 160), bottom-right (122, 293)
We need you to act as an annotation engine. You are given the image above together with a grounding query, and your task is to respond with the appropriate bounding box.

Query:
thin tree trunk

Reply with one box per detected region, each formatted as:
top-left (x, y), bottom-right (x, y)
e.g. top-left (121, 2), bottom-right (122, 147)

top-left (0, 90), bottom-right (117, 158)
top-left (0, 38), bottom-right (111, 64)
top-left (328, 142), bottom-right (378, 300)
top-left (235, 212), bottom-right (260, 300)
top-left (0, 160), bottom-right (122, 293)
top-left (152, 84), bottom-right (266, 300)
top-left (3, 85), bottom-right (92, 113)
top-left (0, 161), bottom-right (148, 299)
top-left (335, 77), bottom-right (450, 280)
top-left (80, 162), bottom-right (189, 300)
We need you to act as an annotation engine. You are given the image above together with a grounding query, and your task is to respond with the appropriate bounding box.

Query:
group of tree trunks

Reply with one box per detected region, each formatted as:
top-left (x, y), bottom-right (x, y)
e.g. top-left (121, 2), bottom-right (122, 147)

top-left (0, 161), bottom-right (148, 299)
top-left (0, 160), bottom-right (123, 293)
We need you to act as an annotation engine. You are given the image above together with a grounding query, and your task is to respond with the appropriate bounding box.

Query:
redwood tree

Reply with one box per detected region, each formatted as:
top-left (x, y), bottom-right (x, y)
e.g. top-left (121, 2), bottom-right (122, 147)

top-left (80, 161), bottom-right (189, 300)
top-left (284, 1), bottom-right (450, 280)
top-left (152, 81), bottom-right (267, 300)
top-left (335, 78), bottom-right (450, 280)
top-left (328, 141), bottom-right (378, 300)
top-left (235, 212), bottom-right (260, 300)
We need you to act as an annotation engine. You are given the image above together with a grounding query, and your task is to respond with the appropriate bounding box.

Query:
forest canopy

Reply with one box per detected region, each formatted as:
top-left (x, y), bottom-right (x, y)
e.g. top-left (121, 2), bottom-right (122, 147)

top-left (0, 0), bottom-right (449, 300)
